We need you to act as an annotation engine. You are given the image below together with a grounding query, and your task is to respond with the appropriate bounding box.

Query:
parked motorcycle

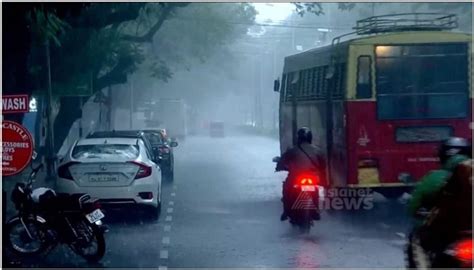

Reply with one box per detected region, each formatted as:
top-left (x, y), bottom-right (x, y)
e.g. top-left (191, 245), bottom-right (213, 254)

top-left (273, 156), bottom-right (322, 232)
top-left (5, 161), bottom-right (108, 262)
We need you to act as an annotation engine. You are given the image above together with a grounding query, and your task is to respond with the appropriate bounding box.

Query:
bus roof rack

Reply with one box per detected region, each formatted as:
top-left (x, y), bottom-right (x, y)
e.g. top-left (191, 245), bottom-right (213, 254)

top-left (353, 13), bottom-right (458, 35)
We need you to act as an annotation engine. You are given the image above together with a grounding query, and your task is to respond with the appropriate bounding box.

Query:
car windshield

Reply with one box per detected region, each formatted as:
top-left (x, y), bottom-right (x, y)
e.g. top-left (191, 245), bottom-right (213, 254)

top-left (146, 133), bottom-right (163, 145)
top-left (72, 144), bottom-right (139, 160)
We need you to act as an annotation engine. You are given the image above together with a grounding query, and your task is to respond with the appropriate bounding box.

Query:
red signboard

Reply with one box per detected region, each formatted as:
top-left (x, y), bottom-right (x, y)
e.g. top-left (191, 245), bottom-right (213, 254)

top-left (2, 95), bottom-right (29, 114)
top-left (2, 121), bottom-right (34, 176)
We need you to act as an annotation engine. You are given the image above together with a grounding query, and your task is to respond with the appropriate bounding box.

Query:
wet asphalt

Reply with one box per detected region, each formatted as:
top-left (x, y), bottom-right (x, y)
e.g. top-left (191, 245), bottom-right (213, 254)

top-left (5, 135), bottom-right (412, 268)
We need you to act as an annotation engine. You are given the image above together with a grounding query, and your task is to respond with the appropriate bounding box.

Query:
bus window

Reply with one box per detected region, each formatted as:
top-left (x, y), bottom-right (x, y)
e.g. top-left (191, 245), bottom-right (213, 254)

top-left (305, 69), bottom-right (312, 96)
top-left (321, 66), bottom-right (328, 97)
top-left (376, 43), bottom-right (468, 119)
top-left (285, 72), bottom-right (299, 102)
top-left (300, 70), bottom-right (307, 97)
top-left (356, 56), bottom-right (372, 99)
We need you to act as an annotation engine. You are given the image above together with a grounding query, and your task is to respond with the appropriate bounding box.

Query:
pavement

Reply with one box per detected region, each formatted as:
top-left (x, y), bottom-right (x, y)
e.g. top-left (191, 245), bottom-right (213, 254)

top-left (2, 135), bottom-right (413, 268)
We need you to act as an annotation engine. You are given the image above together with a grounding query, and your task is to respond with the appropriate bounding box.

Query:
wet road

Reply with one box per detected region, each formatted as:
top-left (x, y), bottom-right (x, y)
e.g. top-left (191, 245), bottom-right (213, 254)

top-left (9, 135), bottom-right (412, 268)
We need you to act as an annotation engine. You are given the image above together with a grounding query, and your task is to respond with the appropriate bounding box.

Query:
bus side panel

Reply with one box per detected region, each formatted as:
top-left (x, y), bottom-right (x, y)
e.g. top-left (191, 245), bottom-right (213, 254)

top-left (330, 100), bottom-right (348, 187)
top-left (298, 101), bottom-right (329, 183)
top-left (280, 103), bottom-right (294, 154)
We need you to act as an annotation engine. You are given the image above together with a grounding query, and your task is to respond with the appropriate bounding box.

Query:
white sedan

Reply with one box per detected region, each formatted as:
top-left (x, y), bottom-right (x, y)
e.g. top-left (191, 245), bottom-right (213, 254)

top-left (56, 137), bottom-right (162, 218)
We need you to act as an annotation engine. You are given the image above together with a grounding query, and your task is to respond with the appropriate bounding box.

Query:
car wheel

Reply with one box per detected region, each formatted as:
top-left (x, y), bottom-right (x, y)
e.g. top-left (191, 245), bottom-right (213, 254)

top-left (147, 204), bottom-right (161, 220)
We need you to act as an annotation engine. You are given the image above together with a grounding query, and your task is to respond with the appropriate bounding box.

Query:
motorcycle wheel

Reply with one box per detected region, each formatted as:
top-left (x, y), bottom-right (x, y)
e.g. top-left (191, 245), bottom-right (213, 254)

top-left (70, 220), bottom-right (106, 262)
top-left (406, 233), bottom-right (416, 268)
top-left (409, 233), bottom-right (431, 269)
top-left (6, 216), bottom-right (49, 255)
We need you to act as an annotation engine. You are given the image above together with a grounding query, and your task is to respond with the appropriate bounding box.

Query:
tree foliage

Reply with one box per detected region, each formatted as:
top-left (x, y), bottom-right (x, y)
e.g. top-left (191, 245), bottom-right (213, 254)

top-left (294, 2), bottom-right (355, 16)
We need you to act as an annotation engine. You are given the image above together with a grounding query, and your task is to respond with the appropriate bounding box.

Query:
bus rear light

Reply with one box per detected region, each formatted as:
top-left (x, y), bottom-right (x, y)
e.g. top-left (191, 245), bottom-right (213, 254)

top-left (358, 159), bottom-right (378, 168)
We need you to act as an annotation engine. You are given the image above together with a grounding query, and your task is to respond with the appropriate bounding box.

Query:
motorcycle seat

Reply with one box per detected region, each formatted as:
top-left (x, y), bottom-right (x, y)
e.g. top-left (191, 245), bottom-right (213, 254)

top-left (39, 193), bottom-right (91, 211)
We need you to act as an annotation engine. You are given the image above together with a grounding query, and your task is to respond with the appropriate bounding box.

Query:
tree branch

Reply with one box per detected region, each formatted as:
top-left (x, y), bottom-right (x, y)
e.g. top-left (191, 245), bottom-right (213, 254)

top-left (67, 3), bottom-right (145, 29)
top-left (94, 54), bottom-right (134, 91)
top-left (121, 5), bottom-right (174, 43)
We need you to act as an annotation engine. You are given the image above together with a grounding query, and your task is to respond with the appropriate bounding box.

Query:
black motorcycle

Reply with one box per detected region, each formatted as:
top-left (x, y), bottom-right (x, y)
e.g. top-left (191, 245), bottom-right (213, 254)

top-left (5, 162), bottom-right (108, 262)
top-left (273, 157), bottom-right (322, 232)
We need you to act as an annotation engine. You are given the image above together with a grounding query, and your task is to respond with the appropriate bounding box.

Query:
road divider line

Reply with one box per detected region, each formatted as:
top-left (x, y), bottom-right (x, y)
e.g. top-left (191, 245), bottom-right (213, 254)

top-left (160, 250), bottom-right (169, 259)
top-left (169, 201), bottom-right (174, 206)
top-left (171, 193), bottom-right (176, 197)
top-left (167, 207), bottom-right (174, 213)
top-left (164, 225), bottom-right (171, 232)
top-left (162, 236), bottom-right (170, 245)
top-left (173, 185), bottom-right (177, 190)
top-left (165, 215), bottom-right (173, 222)
top-left (158, 266), bottom-right (167, 270)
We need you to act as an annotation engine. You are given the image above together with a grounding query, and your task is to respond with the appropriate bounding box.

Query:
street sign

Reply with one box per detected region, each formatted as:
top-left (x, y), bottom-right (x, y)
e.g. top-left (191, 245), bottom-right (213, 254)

top-left (2, 95), bottom-right (29, 114)
top-left (2, 120), bottom-right (34, 176)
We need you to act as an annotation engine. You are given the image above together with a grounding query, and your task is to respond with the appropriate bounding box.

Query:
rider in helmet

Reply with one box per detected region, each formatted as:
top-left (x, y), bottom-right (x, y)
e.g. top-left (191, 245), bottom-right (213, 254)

top-left (276, 127), bottom-right (326, 221)
top-left (408, 137), bottom-right (472, 219)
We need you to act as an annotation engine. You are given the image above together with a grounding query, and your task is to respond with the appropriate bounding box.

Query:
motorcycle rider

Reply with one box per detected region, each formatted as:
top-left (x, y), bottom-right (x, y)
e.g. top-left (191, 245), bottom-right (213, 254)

top-left (406, 137), bottom-right (472, 268)
top-left (408, 137), bottom-right (471, 221)
top-left (276, 127), bottom-right (326, 221)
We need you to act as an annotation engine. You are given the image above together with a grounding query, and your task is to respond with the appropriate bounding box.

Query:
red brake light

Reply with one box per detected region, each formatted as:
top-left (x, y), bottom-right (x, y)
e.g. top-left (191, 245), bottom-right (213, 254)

top-left (298, 175), bottom-right (319, 185)
top-left (57, 162), bottom-right (81, 180)
top-left (129, 161), bottom-right (152, 179)
top-left (452, 238), bottom-right (473, 263)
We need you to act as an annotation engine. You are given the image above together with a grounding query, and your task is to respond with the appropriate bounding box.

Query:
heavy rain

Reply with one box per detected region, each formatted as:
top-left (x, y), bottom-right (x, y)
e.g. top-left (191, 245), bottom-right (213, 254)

top-left (2, 2), bottom-right (473, 269)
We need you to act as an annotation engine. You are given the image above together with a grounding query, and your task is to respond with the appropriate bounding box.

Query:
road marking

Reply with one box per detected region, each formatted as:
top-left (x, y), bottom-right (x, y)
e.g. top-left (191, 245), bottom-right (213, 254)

top-left (165, 215), bottom-right (173, 222)
top-left (164, 225), bottom-right (171, 232)
top-left (158, 266), bottom-right (167, 270)
top-left (169, 201), bottom-right (174, 206)
top-left (171, 193), bottom-right (176, 197)
top-left (160, 250), bottom-right (169, 259)
top-left (167, 207), bottom-right (174, 213)
top-left (162, 236), bottom-right (170, 245)
top-left (396, 232), bottom-right (406, 238)
top-left (173, 185), bottom-right (177, 189)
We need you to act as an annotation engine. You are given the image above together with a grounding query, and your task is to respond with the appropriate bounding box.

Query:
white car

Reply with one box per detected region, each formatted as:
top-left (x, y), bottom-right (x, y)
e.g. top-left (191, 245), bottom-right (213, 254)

top-left (56, 137), bottom-right (162, 218)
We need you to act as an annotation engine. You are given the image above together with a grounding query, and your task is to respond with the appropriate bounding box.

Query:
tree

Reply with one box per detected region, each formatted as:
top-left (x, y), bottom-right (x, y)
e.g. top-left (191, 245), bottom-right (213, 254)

top-left (3, 2), bottom-right (257, 152)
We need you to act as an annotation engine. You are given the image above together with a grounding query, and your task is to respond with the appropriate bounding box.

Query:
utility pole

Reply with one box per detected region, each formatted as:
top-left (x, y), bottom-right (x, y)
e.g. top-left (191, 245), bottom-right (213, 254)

top-left (45, 40), bottom-right (56, 180)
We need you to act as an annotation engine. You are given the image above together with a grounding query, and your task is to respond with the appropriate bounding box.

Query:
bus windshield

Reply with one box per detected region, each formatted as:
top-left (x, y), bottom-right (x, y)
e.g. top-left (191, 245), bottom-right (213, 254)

top-left (375, 43), bottom-right (468, 120)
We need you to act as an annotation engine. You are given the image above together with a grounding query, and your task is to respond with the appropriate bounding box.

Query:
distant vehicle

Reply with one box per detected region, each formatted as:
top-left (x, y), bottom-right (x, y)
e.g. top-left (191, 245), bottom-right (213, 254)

top-left (273, 13), bottom-right (472, 198)
top-left (56, 137), bottom-right (163, 219)
top-left (142, 129), bottom-right (178, 181)
top-left (144, 99), bottom-right (187, 140)
top-left (209, 121), bottom-right (225, 137)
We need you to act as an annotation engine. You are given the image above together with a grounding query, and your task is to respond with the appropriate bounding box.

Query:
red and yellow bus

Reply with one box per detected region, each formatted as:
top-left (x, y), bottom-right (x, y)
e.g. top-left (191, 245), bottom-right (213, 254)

top-left (274, 14), bottom-right (472, 197)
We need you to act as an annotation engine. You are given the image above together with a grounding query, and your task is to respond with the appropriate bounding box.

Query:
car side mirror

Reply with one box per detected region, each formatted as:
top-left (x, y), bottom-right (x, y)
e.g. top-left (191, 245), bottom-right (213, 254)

top-left (170, 141), bottom-right (178, 147)
top-left (272, 156), bottom-right (281, 163)
top-left (273, 79), bottom-right (280, 92)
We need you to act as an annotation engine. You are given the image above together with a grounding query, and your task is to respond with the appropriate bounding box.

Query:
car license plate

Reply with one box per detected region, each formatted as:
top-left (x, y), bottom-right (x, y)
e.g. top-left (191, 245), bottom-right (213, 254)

top-left (86, 209), bottom-right (105, 223)
top-left (88, 175), bottom-right (119, 183)
top-left (301, 185), bottom-right (316, 192)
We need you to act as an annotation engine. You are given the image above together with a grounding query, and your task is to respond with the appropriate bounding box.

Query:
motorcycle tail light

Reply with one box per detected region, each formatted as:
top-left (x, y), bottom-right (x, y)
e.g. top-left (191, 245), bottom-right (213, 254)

top-left (129, 161), bottom-right (152, 179)
top-left (57, 162), bottom-right (81, 180)
top-left (451, 238), bottom-right (473, 264)
top-left (298, 174), bottom-right (319, 185)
